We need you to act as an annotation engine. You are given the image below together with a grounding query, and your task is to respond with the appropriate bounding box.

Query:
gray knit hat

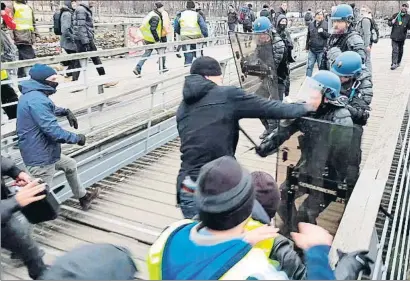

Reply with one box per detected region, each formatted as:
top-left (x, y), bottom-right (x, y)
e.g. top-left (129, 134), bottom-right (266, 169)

top-left (196, 156), bottom-right (254, 230)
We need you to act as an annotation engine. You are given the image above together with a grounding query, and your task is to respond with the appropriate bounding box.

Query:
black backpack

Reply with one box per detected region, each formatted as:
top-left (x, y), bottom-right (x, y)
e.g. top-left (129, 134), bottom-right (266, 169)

top-left (53, 10), bottom-right (63, 35)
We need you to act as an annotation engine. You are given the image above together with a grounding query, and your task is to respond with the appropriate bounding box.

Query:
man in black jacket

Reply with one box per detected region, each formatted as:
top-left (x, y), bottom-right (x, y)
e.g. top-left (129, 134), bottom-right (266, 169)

top-left (176, 56), bottom-right (320, 219)
top-left (72, 0), bottom-right (117, 87)
top-left (1, 156), bottom-right (47, 279)
top-left (388, 3), bottom-right (410, 70)
top-left (305, 10), bottom-right (329, 77)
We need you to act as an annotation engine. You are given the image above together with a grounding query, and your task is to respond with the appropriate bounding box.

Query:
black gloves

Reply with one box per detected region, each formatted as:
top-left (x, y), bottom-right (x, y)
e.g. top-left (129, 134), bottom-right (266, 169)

top-left (66, 109), bottom-right (78, 129)
top-left (77, 134), bottom-right (86, 146)
top-left (334, 250), bottom-right (374, 280)
top-left (270, 235), bottom-right (307, 280)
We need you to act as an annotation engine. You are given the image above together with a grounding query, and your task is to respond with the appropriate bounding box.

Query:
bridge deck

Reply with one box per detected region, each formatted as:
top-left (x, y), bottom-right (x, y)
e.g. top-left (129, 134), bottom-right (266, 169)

top-left (1, 39), bottom-right (409, 280)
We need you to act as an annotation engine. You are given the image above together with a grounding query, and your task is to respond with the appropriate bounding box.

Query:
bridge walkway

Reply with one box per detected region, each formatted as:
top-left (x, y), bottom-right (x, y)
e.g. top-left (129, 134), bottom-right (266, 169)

top-left (1, 39), bottom-right (410, 280)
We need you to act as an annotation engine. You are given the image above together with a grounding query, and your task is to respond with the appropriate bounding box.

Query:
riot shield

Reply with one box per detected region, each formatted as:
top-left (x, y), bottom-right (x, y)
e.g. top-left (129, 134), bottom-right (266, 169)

top-left (229, 32), bottom-right (280, 101)
top-left (273, 117), bottom-right (362, 237)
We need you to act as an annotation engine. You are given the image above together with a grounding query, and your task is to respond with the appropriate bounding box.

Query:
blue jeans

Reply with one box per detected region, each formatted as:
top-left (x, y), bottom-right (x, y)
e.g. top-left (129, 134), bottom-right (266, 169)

top-left (182, 44), bottom-right (197, 65)
top-left (136, 43), bottom-right (166, 71)
top-left (306, 51), bottom-right (323, 77)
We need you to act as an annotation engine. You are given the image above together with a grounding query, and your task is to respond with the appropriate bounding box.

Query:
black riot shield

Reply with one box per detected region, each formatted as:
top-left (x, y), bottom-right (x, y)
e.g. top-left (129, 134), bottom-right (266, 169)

top-left (273, 117), bottom-right (362, 237)
top-left (229, 31), bottom-right (280, 101)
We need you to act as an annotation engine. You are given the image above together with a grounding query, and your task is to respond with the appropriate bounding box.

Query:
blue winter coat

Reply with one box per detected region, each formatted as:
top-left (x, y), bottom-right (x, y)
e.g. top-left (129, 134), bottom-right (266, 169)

top-left (16, 80), bottom-right (80, 166)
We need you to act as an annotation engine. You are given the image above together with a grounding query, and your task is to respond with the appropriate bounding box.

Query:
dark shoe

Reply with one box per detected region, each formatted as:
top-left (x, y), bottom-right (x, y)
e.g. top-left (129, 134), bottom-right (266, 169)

top-left (161, 68), bottom-right (169, 74)
top-left (176, 53), bottom-right (182, 58)
top-left (79, 187), bottom-right (101, 211)
top-left (391, 64), bottom-right (398, 70)
top-left (133, 68), bottom-right (142, 77)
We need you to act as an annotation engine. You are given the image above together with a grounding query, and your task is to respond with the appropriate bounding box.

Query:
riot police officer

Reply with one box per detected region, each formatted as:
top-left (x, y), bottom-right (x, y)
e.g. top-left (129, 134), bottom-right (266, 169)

top-left (331, 51), bottom-right (373, 188)
top-left (321, 4), bottom-right (366, 70)
top-left (250, 17), bottom-right (287, 138)
top-left (256, 70), bottom-right (355, 235)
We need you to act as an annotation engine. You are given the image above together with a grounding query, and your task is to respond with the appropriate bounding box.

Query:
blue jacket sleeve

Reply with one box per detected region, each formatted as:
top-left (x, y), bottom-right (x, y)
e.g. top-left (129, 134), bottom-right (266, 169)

top-left (54, 106), bottom-right (68, 117)
top-left (305, 245), bottom-right (335, 280)
top-left (198, 14), bottom-right (208, 37)
top-left (174, 15), bottom-right (181, 35)
top-left (29, 99), bottom-right (79, 144)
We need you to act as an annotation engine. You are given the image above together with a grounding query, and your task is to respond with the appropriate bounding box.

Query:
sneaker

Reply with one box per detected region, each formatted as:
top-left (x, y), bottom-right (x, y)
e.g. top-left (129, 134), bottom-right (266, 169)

top-left (176, 53), bottom-right (182, 58)
top-left (391, 64), bottom-right (398, 70)
top-left (133, 68), bottom-right (142, 77)
top-left (161, 68), bottom-right (169, 74)
top-left (103, 81), bottom-right (119, 88)
top-left (79, 187), bottom-right (101, 211)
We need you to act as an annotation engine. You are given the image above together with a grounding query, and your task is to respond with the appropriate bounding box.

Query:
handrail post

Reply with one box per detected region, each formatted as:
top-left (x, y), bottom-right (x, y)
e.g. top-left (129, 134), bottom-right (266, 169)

top-left (145, 84), bottom-right (158, 152)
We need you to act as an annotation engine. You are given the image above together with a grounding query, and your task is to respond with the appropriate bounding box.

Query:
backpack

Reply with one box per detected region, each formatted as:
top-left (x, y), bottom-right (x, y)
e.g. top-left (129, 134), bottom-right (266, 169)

top-left (239, 6), bottom-right (251, 24)
top-left (304, 12), bottom-right (312, 22)
top-left (357, 17), bottom-right (379, 44)
top-left (53, 10), bottom-right (63, 35)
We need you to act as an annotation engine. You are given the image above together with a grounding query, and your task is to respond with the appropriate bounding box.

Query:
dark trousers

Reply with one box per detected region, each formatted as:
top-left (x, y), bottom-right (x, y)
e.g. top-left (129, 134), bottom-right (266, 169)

top-left (16, 44), bottom-right (36, 78)
top-left (392, 40), bottom-right (405, 65)
top-left (1, 83), bottom-right (18, 120)
top-left (243, 25), bottom-right (253, 32)
top-left (64, 49), bottom-right (81, 81)
top-left (72, 40), bottom-right (105, 81)
top-left (182, 44), bottom-right (197, 65)
top-left (1, 215), bottom-right (47, 279)
top-left (228, 23), bottom-right (237, 32)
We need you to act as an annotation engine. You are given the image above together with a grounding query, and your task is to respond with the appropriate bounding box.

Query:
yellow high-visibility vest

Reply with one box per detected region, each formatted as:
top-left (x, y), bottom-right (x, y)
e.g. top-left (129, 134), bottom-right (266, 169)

top-left (147, 219), bottom-right (278, 280)
top-left (1, 69), bottom-right (8, 80)
top-left (13, 1), bottom-right (34, 31)
top-left (139, 11), bottom-right (162, 43)
top-left (179, 10), bottom-right (201, 36)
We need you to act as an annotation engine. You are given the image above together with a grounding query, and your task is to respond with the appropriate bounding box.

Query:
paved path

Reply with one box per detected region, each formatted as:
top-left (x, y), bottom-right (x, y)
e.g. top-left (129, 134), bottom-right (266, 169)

top-left (1, 39), bottom-right (409, 280)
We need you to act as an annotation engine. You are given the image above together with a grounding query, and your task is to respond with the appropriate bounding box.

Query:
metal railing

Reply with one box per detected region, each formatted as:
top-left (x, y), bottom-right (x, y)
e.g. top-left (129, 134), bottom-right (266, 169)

top-left (1, 31), bottom-right (308, 202)
top-left (331, 63), bottom-right (410, 279)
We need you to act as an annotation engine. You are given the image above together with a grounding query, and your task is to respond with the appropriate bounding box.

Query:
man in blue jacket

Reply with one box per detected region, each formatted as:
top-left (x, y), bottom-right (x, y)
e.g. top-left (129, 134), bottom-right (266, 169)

top-left (16, 64), bottom-right (99, 211)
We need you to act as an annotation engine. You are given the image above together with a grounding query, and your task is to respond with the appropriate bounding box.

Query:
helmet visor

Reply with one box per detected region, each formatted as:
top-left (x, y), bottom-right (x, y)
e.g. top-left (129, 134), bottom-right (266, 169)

top-left (296, 77), bottom-right (326, 105)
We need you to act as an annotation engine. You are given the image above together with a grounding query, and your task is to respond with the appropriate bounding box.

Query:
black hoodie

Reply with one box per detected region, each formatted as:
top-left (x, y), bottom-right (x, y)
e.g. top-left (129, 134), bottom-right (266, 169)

top-left (176, 75), bottom-right (309, 200)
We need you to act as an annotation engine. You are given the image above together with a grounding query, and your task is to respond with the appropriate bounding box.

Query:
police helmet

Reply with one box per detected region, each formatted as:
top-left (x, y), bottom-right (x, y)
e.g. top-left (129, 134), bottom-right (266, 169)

top-left (253, 17), bottom-right (272, 33)
top-left (331, 51), bottom-right (363, 78)
top-left (331, 4), bottom-right (354, 23)
top-left (312, 70), bottom-right (342, 101)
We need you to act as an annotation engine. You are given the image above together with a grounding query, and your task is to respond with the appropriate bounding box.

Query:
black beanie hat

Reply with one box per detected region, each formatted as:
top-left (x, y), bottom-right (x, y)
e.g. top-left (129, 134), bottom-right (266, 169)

top-left (196, 156), bottom-right (255, 231)
top-left (251, 171), bottom-right (281, 219)
top-left (154, 2), bottom-right (163, 9)
top-left (190, 56), bottom-right (222, 77)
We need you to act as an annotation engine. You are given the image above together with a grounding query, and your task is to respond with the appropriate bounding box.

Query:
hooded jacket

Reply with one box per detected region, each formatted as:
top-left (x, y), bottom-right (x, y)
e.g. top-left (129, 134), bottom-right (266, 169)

top-left (1, 156), bottom-right (22, 224)
top-left (16, 79), bottom-right (80, 167)
top-left (176, 75), bottom-right (309, 199)
top-left (388, 11), bottom-right (410, 41)
top-left (59, 1), bottom-right (77, 51)
top-left (72, 3), bottom-right (94, 44)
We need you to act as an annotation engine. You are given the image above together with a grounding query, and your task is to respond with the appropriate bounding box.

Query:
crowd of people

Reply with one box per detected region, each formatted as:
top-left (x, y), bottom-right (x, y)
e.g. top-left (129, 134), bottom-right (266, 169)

top-left (1, 0), bottom-right (410, 280)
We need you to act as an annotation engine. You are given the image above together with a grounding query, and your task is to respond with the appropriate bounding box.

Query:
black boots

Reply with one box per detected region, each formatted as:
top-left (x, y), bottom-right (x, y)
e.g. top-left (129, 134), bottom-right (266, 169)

top-left (79, 187), bottom-right (101, 211)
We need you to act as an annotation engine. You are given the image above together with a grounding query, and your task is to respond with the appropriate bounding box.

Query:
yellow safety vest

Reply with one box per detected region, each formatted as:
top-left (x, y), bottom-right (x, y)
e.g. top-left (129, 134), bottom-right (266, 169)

top-left (13, 2), bottom-right (34, 31)
top-left (1, 69), bottom-right (8, 80)
top-left (147, 219), bottom-right (278, 280)
top-left (179, 10), bottom-right (201, 36)
top-left (139, 11), bottom-right (163, 43)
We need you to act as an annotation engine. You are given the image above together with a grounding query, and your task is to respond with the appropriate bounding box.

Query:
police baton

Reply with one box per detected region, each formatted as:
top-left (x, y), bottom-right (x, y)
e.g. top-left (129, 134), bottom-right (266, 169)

top-left (239, 126), bottom-right (258, 149)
